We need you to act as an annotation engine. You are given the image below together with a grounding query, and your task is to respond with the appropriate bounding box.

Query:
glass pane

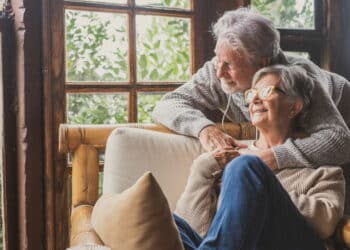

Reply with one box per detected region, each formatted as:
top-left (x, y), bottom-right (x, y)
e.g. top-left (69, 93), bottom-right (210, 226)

top-left (285, 51), bottom-right (310, 59)
top-left (136, 15), bottom-right (191, 82)
top-left (78, 0), bottom-right (126, 4)
top-left (67, 93), bottom-right (128, 124)
top-left (136, 0), bottom-right (190, 9)
top-left (99, 172), bottom-right (103, 196)
top-left (251, 0), bottom-right (314, 29)
top-left (137, 92), bottom-right (164, 123)
top-left (65, 10), bottom-right (128, 82)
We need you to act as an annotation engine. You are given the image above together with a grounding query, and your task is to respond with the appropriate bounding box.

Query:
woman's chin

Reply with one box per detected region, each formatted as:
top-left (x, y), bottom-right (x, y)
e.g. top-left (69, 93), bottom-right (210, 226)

top-left (251, 117), bottom-right (266, 127)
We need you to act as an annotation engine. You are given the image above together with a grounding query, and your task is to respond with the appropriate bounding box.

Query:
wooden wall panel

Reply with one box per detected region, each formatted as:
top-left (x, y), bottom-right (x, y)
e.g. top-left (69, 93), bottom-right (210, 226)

top-left (0, 4), bottom-right (19, 250)
top-left (11, 0), bottom-right (45, 249)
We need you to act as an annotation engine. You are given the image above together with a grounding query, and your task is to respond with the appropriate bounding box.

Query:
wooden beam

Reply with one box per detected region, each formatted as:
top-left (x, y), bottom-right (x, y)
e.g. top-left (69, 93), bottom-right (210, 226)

top-left (11, 0), bottom-right (45, 248)
top-left (58, 122), bottom-right (255, 153)
top-left (0, 4), bottom-right (19, 250)
top-left (42, 0), bottom-right (68, 248)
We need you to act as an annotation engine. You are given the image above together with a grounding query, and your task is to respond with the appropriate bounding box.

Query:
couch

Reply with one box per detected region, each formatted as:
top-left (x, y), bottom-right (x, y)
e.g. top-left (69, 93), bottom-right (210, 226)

top-left (59, 123), bottom-right (350, 250)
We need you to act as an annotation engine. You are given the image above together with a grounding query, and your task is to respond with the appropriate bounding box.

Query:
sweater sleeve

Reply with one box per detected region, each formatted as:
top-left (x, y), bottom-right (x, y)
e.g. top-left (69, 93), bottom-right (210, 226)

top-left (152, 59), bottom-right (228, 137)
top-left (174, 152), bottom-right (221, 236)
top-left (288, 167), bottom-right (345, 239)
top-left (272, 62), bottom-right (350, 168)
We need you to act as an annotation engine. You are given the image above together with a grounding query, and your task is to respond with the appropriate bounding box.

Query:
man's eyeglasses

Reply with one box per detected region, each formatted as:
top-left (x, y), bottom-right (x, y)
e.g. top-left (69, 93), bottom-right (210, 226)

top-left (244, 85), bottom-right (287, 104)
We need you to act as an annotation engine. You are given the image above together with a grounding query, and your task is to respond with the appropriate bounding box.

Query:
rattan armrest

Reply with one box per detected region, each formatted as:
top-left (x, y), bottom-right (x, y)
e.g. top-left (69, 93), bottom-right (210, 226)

top-left (70, 205), bottom-right (104, 246)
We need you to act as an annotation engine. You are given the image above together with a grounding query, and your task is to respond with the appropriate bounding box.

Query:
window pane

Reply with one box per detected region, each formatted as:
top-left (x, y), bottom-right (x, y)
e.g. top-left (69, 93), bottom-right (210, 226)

top-left (285, 51), bottom-right (310, 59)
top-left (136, 15), bottom-right (191, 82)
top-left (137, 92), bottom-right (164, 123)
top-left (251, 0), bottom-right (314, 29)
top-left (67, 93), bottom-right (128, 124)
top-left (136, 0), bottom-right (190, 9)
top-left (65, 10), bottom-right (128, 82)
top-left (99, 172), bottom-right (103, 196)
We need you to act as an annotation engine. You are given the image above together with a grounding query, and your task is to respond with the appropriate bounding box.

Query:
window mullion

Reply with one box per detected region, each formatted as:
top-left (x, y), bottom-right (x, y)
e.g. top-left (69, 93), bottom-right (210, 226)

top-left (128, 0), bottom-right (137, 122)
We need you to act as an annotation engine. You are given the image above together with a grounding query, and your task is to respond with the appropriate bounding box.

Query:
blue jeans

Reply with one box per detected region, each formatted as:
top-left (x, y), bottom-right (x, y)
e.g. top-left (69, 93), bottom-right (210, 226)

top-left (174, 155), bottom-right (326, 250)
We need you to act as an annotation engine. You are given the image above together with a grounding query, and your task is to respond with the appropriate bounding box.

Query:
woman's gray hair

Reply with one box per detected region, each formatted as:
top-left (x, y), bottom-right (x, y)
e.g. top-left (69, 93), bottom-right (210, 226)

top-left (252, 65), bottom-right (315, 122)
top-left (212, 8), bottom-right (281, 66)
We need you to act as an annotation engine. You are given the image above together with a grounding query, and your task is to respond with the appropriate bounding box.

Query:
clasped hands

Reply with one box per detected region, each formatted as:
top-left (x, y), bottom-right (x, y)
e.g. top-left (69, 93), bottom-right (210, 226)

top-left (199, 125), bottom-right (247, 169)
top-left (199, 125), bottom-right (278, 171)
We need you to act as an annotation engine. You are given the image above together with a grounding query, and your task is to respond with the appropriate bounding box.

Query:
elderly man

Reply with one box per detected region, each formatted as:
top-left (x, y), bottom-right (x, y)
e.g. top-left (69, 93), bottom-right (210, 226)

top-left (152, 8), bottom-right (350, 170)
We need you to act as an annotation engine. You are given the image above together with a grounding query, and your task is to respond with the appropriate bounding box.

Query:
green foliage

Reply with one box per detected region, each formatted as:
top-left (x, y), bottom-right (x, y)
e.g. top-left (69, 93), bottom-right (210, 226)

top-left (252, 0), bottom-right (314, 29)
top-left (65, 10), bottom-right (128, 81)
top-left (138, 93), bottom-right (164, 123)
top-left (137, 0), bottom-right (190, 9)
top-left (137, 15), bottom-right (190, 81)
top-left (67, 94), bottom-right (128, 124)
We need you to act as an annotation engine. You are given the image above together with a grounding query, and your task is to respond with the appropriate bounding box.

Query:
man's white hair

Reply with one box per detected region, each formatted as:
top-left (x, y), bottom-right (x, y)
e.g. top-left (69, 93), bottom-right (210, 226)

top-left (212, 7), bottom-right (281, 66)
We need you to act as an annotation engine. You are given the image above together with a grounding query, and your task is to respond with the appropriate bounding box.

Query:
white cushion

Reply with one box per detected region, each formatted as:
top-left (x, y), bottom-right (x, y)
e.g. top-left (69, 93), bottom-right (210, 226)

top-left (103, 127), bottom-right (205, 210)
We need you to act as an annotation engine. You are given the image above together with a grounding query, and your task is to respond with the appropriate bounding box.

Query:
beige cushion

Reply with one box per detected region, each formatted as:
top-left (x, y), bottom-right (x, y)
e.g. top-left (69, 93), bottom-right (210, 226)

top-left (91, 172), bottom-right (184, 250)
top-left (103, 127), bottom-right (205, 210)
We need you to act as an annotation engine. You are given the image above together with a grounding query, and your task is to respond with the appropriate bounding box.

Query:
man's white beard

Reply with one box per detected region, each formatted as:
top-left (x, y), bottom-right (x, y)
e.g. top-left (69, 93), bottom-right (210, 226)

top-left (220, 78), bottom-right (237, 94)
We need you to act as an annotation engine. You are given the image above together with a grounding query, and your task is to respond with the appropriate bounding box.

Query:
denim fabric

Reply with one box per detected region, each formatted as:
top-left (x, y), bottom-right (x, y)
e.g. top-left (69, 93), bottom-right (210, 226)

top-left (174, 155), bottom-right (326, 250)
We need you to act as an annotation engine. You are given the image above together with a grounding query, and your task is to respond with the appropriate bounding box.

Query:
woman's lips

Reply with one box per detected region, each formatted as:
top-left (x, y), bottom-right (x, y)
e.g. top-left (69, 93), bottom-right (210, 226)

top-left (253, 108), bottom-right (268, 113)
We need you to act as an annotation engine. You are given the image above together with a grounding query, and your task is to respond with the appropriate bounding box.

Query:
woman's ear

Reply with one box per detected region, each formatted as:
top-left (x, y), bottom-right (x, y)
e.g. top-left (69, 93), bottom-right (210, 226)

top-left (288, 99), bottom-right (304, 119)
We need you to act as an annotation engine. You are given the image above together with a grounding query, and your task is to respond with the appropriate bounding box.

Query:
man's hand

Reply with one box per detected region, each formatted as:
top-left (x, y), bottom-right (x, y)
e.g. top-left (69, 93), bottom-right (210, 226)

top-left (211, 147), bottom-right (241, 169)
top-left (199, 125), bottom-right (248, 151)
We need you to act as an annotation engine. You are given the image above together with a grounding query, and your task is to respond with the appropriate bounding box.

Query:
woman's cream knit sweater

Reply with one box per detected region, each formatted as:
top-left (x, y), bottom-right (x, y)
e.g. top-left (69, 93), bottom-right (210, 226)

top-left (175, 141), bottom-right (345, 240)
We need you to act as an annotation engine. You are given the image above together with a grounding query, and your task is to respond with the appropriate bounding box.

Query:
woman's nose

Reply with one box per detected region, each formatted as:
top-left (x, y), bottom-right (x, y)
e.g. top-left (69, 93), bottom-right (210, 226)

top-left (251, 92), bottom-right (261, 103)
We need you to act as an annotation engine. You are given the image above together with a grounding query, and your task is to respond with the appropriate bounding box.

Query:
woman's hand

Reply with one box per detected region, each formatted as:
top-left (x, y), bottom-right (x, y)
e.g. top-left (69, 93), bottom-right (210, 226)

top-left (211, 147), bottom-right (241, 169)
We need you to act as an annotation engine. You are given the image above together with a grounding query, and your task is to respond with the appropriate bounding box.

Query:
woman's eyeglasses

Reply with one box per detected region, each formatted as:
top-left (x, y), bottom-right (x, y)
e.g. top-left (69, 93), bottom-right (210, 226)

top-left (244, 85), bottom-right (286, 104)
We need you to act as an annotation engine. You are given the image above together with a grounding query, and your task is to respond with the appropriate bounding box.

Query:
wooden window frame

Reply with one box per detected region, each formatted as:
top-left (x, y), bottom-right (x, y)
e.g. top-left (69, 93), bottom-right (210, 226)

top-left (64, 0), bottom-right (202, 122)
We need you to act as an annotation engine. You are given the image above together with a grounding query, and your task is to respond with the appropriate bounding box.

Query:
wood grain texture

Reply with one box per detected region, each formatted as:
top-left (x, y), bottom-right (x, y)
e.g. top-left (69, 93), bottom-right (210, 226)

top-left (59, 122), bottom-right (255, 153)
top-left (72, 145), bottom-right (99, 207)
top-left (70, 205), bottom-right (103, 246)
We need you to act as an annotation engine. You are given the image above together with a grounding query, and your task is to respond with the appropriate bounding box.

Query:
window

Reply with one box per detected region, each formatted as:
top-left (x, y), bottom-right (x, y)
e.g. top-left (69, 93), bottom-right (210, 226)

top-left (64, 0), bottom-right (194, 124)
top-left (251, 0), bottom-right (323, 64)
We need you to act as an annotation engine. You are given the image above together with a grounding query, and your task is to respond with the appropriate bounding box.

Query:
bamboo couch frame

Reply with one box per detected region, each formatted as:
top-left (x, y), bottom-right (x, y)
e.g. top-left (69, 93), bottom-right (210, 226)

top-left (59, 123), bottom-right (350, 250)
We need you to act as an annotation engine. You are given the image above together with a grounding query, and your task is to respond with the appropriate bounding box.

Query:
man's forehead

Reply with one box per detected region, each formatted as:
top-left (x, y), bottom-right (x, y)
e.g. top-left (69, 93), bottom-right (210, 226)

top-left (214, 42), bottom-right (246, 61)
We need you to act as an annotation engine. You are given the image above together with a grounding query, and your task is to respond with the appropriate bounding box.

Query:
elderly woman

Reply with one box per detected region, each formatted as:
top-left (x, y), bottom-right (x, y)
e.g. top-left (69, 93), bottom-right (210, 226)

top-left (173, 65), bottom-right (345, 250)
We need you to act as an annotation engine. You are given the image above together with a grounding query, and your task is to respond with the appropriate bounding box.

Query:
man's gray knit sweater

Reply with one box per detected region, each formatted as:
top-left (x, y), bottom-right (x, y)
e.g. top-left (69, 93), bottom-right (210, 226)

top-left (152, 56), bottom-right (350, 169)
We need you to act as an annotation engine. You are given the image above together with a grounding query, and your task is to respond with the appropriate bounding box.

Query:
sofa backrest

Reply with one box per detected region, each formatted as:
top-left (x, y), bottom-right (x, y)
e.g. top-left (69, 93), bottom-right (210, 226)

top-left (103, 127), bottom-right (205, 211)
